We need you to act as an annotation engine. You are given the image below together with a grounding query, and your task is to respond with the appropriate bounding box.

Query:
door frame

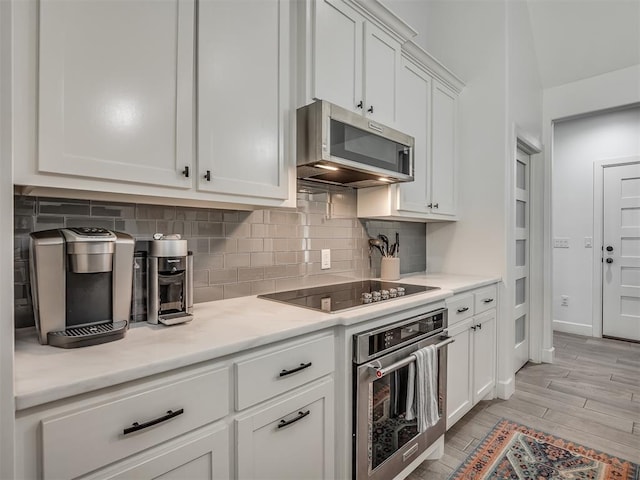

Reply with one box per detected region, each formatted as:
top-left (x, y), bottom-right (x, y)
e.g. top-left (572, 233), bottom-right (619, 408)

top-left (592, 156), bottom-right (640, 338)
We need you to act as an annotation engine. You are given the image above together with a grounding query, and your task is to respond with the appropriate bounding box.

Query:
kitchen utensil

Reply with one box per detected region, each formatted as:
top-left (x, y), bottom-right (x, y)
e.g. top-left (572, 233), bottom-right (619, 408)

top-left (368, 238), bottom-right (386, 256)
top-left (395, 232), bottom-right (399, 257)
top-left (378, 234), bottom-right (390, 257)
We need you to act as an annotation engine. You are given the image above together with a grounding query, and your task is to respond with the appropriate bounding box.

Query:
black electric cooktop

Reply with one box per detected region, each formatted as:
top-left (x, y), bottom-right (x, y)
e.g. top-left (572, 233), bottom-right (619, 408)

top-left (258, 280), bottom-right (439, 313)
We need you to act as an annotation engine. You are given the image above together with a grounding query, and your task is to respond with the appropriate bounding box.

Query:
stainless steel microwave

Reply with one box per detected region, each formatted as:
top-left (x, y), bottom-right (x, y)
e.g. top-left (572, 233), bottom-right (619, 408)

top-left (296, 100), bottom-right (414, 188)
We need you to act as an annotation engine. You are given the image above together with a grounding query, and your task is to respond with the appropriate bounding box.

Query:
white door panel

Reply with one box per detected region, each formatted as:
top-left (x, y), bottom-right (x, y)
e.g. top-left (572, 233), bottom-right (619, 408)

top-left (603, 163), bottom-right (640, 341)
top-left (514, 148), bottom-right (530, 371)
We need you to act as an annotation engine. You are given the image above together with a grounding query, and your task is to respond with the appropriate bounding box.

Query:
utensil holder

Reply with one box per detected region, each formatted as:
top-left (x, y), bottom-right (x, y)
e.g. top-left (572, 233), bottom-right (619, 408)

top-left (380, 257), bottom-right (400, 281)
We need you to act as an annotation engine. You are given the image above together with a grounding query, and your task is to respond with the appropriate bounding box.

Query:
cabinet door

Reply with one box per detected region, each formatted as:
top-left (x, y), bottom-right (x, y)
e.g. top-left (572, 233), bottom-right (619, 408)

top-left (395, 57), bottom-right (431, 213)
top-left (236, 379), bottom-right (334, 480)
top-left (363, 22), bottom-right (400, 125)
top-left (472, 310), bottom-right (496, 403)
top-left (446, 318), bottom-right (473, 429)
top-left (38, 0), bottom-right (194, 189)
top-left (312, 0), bottom-right (363, 112)
top-left (198, 0), bottom-right (289, 201)
top-left (80, 425), bottom-right (229, 480)
top-left (430, 81), bottom-right (458, 216)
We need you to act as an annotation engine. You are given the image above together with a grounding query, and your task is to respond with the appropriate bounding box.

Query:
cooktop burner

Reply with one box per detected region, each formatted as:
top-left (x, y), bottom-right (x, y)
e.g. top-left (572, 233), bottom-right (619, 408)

top-left (258, 280), bottom-right (438, 313)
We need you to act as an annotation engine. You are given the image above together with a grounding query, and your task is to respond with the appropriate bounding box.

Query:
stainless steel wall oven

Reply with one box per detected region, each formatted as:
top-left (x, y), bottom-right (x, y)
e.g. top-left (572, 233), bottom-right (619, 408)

top-left (352, 308), bottom-right (452, 480)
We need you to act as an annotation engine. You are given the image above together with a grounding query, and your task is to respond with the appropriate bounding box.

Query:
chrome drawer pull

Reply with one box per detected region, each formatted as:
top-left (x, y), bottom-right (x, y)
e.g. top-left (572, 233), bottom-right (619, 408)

top-left (277, 410), bottom-right (310, 429)
top-left (456, 307), bottom-right (469, 313)
top-left (483, 298), bottom-right (494, 303)
top-left (279, 361), bottom-right (312, 377)
top-left (123, 408), bottom-right (184, 435)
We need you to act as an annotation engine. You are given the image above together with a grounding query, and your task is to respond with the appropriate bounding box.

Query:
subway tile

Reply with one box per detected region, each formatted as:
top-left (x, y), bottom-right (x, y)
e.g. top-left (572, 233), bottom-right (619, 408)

top-left (14, 215), bottom-right (34, 234)
top-left (34, 216), bottom-right (64, 231)
top-left (14, 236), bottom-right (29, 261)
top-left (192, 254), bottom-right (224, 270)
top-left (156, 221), bottom-right (192, 237)
top-left (210, 268), bottom-right (238, 285)
top-left (91, 201), bottom-right (136, 219)
top-left (223, 282), bottom-right (252, 299)
top-left (194, 285), bottom-right (224, 303)
top-left (210, 238), bottom-right (237, 254)
top-left (14, 261), bottom-right (28, 284)
top-left (188, 238), bottom-right (210, 254)
top-left (222, 211), bottom-right (239, 223)
top-left (238, 238), bottom-right (263, 253)
top-left (193, 270), bottom-right (209, 288)
top-left (250, 252), bottom-right (274, 267)
top-left (247, 210), bottom-right (264, 223)
top-left (236, 211), bottom-right (252, 223)
top-left (14, 196), bottom-right (35, 215)
top-left (39, 198), bottom-right (90, 216)
top-left (175, 207), bottom-right (209, 221)
top-left (250, 279), bottom-right (276, 295)
top-left (238, 267), bottom-right (265, 282)
top-left (119, 220), bottom-right (157, 237)
top-left (224, 222), bottom-right (251, 238)
top-left (275, 251), bottom-right (298, 265)
top-left (14, 304), bottom-right (34, 328)
top-left (193, 221), bottom-right (224, 237)
top-left (251, 223), bottom-right (267, 238)
top-left (208, 210), bottom-right (224, 222)
top-left (136, 204), bottom-right (176, 220)
top-left (66, 217), bottom-right (115, 229)
top-left (265, 210), bottom-right (303, 225)
top-left (225, 253), bottom-right (251, 268)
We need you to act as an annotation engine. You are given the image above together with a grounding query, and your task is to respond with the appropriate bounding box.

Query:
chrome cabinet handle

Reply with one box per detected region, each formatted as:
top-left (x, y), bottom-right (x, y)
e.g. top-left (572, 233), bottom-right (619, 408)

top-left (279, 362), bottom-right (312, 377)
top-left (123, 408), bottom-right (184, 435)
top-left (483, 298), bottom-right (494, 303)
top-left (456, 307), bottom-right (469, 313)
top-left (277, 410), bottom-right (310, 429)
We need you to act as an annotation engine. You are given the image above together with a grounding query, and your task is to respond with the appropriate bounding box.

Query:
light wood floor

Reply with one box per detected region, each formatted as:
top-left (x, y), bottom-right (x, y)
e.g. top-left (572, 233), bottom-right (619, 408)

top-left (407, 331), bottom-right (640, 479)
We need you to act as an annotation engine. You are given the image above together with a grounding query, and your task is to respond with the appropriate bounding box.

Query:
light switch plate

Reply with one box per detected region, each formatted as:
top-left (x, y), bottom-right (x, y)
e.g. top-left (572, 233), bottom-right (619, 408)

top-left (584, 237), bottom-right (593, 248)
top-left (321, 249), bottom-right (331, 269)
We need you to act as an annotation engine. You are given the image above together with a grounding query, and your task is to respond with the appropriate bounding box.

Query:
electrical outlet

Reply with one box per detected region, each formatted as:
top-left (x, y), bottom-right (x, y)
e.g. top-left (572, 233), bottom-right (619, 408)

top-left (561, 295), bottom-right (569, 306)
top-left (554, 238), bottom-right (570, 248)
top-left (321, 249), bottom-right (331, 269)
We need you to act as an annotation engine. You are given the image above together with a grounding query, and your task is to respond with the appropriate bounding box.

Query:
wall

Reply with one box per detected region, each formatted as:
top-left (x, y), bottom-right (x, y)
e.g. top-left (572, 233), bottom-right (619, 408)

top-left (552, 106), bottom-right (640, 335)
top-left (14, 189), bottom-right (427, 328)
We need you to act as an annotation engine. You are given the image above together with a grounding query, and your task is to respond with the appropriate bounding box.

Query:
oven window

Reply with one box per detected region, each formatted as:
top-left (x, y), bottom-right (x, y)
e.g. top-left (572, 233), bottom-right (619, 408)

top-left (370, 364), bottom-right (418, 470)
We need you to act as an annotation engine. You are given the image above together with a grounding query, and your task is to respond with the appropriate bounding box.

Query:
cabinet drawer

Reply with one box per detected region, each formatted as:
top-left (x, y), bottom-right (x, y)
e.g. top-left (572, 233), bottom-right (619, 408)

top-left (235, 335), bottom-right (334, 410)
top-left (474, 285), bottom-right (497, 314)
top-left (446, 293), bottom-right (474, 325)
top-left (41, 367), bottom-right (228, 480)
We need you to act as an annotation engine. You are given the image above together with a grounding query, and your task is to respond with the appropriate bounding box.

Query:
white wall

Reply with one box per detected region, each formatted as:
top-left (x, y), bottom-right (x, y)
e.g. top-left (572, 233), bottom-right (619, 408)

top-left (0, 0), bottom-right (15, 477)
top-left (542, 65), bottom-right (640, 343)
top-left (552, 107), bottom-right (640, 335)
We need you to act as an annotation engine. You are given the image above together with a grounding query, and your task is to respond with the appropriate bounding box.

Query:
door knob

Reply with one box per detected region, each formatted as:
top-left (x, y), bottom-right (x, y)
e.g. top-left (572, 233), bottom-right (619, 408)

top-left (606, 246), bottom-right (613, 252)
top-left (606, 258), bottom-right (613, 264)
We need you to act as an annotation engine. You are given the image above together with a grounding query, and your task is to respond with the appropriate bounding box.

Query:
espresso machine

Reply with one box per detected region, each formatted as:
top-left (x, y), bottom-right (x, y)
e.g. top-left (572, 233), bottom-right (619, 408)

top-left (29, 227), bottom-right (134, 348)
top-left (146, 233), bottom-right (193, 326)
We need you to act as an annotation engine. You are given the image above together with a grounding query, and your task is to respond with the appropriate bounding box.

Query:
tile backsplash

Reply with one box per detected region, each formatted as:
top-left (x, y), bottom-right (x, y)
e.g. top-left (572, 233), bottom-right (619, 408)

top-left (14, 189), bottom-right (426, 328)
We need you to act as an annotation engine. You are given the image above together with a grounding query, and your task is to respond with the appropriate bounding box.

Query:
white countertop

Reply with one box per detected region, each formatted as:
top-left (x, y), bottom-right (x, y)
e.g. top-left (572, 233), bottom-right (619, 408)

top-left (14, 273), bottom-right (500, 411)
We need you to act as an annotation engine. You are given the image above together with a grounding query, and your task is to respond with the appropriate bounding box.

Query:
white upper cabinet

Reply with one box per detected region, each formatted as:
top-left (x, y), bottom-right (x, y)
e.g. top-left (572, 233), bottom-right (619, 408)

top-left (198, 0), bottom-right (290, 201)
top-left (303, 0), bottom-right (413, 126)
top-left (14, 0), bottom-right (294, 208)
top-left (357, 46), bottom-right (464, 222)
top-left (38, 0), bottom-right (195, 190)
top-left (430, 80), bottom-right (458, 217)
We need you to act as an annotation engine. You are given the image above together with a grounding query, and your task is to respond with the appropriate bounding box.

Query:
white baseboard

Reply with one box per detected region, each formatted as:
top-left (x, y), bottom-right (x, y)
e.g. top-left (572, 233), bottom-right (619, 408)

top-left (541, 346), bottom-right (555, 364)
top-left (496, 377), bottom-right (515, 400)
top-left (553, 320), bottom-right (593, 337)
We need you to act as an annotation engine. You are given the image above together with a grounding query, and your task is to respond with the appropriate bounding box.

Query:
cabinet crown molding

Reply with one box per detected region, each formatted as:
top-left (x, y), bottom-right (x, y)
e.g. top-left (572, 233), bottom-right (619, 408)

top-left (347, 0), bottom-right (418, 43)
top-left (402, 41), bottom-right (465, 94)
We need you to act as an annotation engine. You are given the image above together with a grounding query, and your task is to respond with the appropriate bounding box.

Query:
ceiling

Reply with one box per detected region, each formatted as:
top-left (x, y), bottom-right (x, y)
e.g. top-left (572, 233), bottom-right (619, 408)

top-left (526, 0), bottom-right (640, 88)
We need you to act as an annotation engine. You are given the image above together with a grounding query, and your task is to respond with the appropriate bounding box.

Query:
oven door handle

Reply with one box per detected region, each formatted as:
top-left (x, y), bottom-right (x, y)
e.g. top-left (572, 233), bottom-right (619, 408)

top-left (367, 336), bottom-right (454, 379)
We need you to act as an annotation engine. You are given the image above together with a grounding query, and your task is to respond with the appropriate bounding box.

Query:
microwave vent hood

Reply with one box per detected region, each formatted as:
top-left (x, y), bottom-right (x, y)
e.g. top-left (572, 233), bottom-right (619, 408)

top-left (296, 100), bottom-right (415, 188)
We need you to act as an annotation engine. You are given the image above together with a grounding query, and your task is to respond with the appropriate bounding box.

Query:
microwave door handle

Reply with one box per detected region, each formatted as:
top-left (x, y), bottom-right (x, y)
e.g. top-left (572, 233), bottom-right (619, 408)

top-left (368, 336), bottom-right (454, 379)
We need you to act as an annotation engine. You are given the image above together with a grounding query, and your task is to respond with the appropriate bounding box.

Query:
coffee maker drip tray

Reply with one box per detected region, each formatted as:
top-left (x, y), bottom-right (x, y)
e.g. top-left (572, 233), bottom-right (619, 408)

top-left (47, 320), bottom-right (128, 349)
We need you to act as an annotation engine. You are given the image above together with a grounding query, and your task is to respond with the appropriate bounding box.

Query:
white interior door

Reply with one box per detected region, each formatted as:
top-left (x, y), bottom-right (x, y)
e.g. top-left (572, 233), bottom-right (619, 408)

top-left (514, 148), bottom-right (530, 371)
top-left (603, 163), bottom-right (640, 341)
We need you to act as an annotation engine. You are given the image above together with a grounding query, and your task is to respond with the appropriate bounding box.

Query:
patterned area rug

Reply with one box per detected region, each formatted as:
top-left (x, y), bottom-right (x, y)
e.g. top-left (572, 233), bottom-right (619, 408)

top-left (449, 419), bottom-right (640, 480)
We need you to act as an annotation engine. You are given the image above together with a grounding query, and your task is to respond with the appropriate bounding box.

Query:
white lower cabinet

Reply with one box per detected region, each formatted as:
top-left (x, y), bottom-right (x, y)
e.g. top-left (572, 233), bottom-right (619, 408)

top-left (236, 379), bottom-right (334, 480)
top-left (446, 286), bottom-right (497, 429)
top-left (80, 424), bottom-right (230, 480)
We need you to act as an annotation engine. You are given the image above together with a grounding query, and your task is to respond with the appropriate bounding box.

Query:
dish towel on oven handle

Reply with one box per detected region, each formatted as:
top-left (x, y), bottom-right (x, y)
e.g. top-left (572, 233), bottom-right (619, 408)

top-left (405, 345), bottom-right (439, 432)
